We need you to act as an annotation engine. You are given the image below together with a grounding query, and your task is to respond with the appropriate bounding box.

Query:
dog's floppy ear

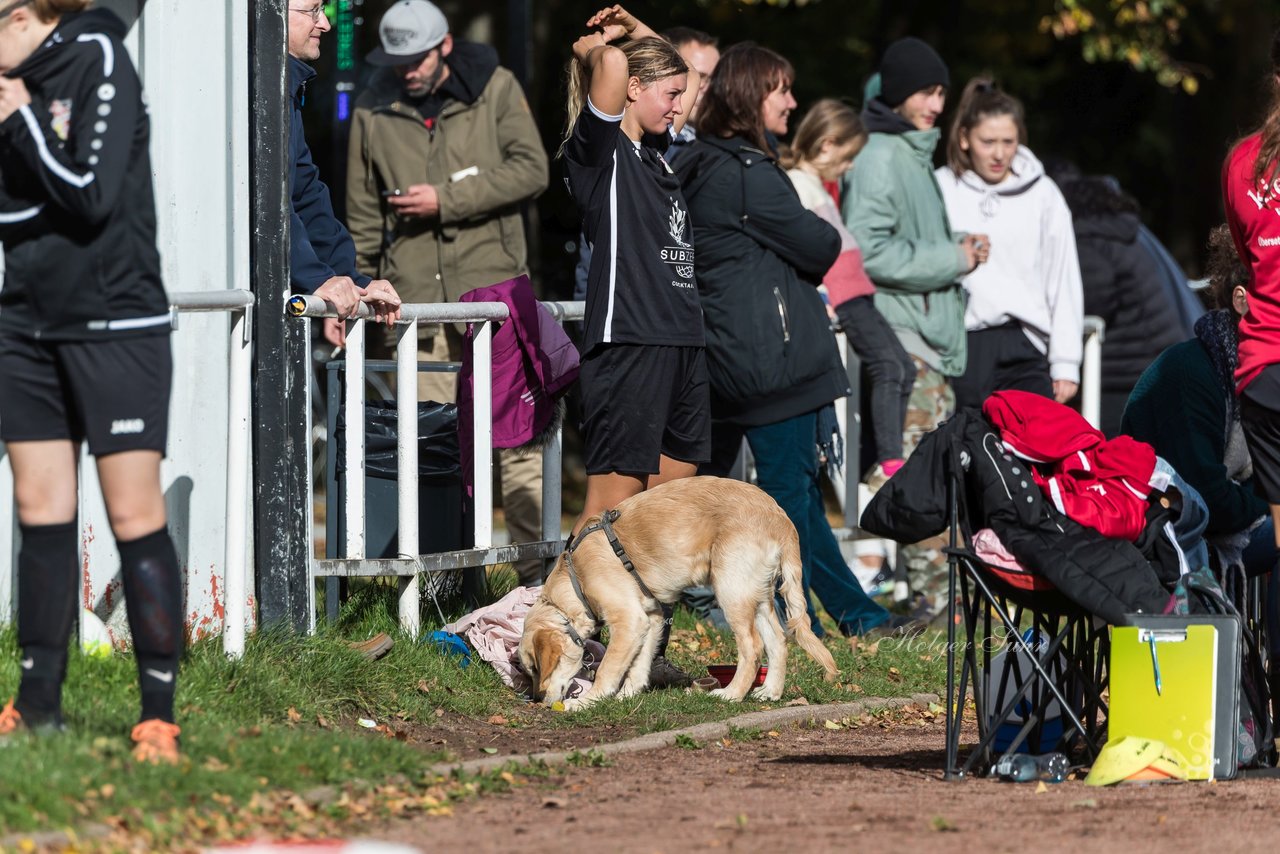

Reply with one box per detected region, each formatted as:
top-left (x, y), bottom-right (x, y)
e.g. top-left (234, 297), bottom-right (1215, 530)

top-left (532, 629), bottom-right (562, 689)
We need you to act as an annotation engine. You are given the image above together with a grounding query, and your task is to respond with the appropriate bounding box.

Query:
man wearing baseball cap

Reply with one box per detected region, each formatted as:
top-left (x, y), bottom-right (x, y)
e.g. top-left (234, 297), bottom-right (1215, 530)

top-left (347, 0), bottom-right (549, 586)
top-left (842, 37), bottom-right (989, 624)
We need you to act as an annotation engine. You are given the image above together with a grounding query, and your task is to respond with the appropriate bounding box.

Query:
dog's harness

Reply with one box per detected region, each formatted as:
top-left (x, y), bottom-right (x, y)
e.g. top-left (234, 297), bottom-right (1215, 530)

top-left (561, 509), bottom-right (657, 626)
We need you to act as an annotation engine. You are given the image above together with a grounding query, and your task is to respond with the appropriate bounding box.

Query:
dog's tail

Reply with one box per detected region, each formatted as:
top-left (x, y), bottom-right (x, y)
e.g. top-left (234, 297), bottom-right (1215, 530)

top-left (778, 532), bottom-right (839, 682)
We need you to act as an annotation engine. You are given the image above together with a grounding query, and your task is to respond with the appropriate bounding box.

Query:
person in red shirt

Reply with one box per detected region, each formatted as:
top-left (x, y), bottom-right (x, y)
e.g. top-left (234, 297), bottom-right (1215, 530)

top-left (1223, 28), bottom-right (1280, 557)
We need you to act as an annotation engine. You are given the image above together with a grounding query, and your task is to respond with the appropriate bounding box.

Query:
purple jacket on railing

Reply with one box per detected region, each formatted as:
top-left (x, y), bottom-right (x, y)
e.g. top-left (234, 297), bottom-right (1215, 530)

top-left (458, 275), bottom-right (580, 493)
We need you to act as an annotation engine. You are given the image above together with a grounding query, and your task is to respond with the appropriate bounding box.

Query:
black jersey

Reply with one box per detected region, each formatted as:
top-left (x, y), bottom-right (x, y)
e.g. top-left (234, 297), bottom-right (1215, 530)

top-left (564, 102), bottom-right (703, 354)
top-left (0, 9), bottom-right (168, 341)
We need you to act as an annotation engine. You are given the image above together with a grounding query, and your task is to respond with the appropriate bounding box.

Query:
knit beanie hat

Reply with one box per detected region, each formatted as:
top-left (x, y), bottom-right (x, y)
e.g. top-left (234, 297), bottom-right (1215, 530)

top-left (878, 37), bottom-right (949, 107)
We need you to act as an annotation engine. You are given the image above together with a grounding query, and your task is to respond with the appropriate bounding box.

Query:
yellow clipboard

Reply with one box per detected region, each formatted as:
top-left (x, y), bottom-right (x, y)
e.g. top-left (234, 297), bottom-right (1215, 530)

top-left (1110, 624), bottom-right (1218, 780)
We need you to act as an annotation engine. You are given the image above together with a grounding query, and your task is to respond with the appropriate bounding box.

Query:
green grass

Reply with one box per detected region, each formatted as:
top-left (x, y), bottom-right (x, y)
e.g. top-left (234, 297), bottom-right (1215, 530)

top-left (0, 576), bottom-right (948, 847)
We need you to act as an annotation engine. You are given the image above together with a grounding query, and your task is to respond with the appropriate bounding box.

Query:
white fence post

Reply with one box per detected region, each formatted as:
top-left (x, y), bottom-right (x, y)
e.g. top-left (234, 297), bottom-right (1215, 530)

top-left (1081, 316), bottom-right (1105, 430)
top-left (223, 305), bottom-right (252, 658)
top-left (472, 320), bottom-right (494, 554)
top-left (343, 319), bottom-right (367, 561)
top-left (396, 320), bottom-right (420, 636)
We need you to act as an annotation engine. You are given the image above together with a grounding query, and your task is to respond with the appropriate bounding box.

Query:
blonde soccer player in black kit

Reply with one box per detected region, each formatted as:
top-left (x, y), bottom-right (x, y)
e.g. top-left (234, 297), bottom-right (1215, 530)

top-left (0, 0), bottom-right (182, 763)
top-left (561, 5), bottom-right (706, 686)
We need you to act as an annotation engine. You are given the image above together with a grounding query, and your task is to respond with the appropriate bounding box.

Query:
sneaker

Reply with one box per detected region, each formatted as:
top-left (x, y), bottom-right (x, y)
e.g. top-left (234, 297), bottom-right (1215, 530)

top-left (864, 458), bottom-right (905, 493)
top-left (0, 700), bottom-right (64, 738)
top-left (131, 719), bottom-right (182, 765)
top-left (0, 700), bottom-right (22, 736)
top-left (349, 632), bottom-right (394, 662)
top-left (648, 655), bottom-right (693, 689)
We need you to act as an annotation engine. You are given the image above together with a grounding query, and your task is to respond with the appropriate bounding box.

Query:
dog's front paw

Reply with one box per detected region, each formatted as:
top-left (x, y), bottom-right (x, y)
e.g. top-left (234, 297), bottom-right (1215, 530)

top-left (708, 687), bottom-right (744, 702)
top-left (750, 685), bottom-right (782, 701)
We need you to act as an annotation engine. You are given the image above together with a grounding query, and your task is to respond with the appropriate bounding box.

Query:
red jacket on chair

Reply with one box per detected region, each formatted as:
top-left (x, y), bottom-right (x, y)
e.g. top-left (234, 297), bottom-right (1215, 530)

top-left (983, 391), bottom-right (1161, 541)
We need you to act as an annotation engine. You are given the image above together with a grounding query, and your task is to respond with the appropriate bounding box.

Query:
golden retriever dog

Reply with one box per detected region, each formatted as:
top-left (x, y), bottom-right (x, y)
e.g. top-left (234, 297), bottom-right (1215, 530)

top-left (518, 476), bottom-right (839, 710)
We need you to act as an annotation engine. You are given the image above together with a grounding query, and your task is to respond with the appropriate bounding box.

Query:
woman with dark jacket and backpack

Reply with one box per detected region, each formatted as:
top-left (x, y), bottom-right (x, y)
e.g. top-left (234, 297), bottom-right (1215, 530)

top-left (676, 43), bottom-right (920, 643)
top-left (1053, 173), bottom-right (1185, 437)
top-left (0, 0), bottom-right (181, 762)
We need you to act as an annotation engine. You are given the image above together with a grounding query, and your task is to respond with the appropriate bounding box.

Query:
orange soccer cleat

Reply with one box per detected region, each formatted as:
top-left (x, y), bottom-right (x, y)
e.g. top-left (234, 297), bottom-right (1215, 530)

top-left (131, 719), bottom-right (182, 765)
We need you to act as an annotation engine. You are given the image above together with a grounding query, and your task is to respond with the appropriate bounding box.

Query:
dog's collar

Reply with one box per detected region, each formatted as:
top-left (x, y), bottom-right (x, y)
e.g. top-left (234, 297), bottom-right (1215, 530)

top-left (552, 604), bottom-right (589, 647)
top-left (566, 509), bottom-right (657, 602)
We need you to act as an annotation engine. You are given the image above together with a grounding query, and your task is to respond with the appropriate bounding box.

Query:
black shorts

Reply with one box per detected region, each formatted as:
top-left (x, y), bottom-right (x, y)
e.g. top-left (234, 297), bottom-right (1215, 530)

top-left (579, 344), bottom-right (710, 475)
top-left (0, 333), bottom-right (172, 456)
top-left (1242, 364), bottom-right (1280, 504)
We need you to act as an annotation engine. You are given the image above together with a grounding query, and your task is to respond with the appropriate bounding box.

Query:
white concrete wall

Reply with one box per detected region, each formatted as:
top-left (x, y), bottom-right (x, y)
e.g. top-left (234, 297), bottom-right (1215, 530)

top-left (0, 0), bottom-right (252, 644)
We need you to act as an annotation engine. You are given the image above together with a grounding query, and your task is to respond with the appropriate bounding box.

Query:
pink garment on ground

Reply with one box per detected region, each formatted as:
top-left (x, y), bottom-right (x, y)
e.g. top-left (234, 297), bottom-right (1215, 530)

top-left (442, 585), bottom-right (595, 698)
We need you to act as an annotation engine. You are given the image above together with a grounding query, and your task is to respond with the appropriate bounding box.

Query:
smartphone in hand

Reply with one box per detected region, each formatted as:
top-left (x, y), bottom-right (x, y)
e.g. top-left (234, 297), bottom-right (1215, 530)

top-left (381, 188), bottom-right (402, 198)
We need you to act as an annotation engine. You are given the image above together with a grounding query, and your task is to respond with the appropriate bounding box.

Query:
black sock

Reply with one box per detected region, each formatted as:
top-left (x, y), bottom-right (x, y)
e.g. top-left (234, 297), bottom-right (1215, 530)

top-left (15, 522), bottom-right (78, 722)
top-left (655, 602), bottom-right (674, 659)
top-left (118, 527), bottom-right (183, 724)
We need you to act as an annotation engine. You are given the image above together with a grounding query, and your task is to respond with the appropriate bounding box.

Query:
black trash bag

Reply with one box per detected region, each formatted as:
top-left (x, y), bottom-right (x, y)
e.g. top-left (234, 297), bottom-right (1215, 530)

top-left (335, 400), bottom-right (461, 485)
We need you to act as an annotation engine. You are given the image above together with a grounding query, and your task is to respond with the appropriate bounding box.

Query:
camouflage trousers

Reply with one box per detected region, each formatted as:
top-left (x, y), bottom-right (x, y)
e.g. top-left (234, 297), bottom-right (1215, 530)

top-left (899, 356), bottom-right (956, 616)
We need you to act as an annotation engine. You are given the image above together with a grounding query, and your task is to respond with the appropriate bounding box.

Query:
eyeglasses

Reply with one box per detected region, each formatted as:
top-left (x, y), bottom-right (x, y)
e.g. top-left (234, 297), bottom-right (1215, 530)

top-left (289, 4), bottom-right (327, 23)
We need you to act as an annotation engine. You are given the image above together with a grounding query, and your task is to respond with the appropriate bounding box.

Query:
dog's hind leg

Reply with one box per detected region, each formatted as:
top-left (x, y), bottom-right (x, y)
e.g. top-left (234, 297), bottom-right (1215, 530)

top-left (618, 605), bottom-right (663, 697)
top-left (710, 593), bottom-right (762, 702)
top-left (752, 601), bottom-right (788, 701)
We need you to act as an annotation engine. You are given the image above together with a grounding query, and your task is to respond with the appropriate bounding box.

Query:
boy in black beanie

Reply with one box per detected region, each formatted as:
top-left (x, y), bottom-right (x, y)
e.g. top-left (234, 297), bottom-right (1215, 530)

top-left (841, 36), bottom-right (989, 624)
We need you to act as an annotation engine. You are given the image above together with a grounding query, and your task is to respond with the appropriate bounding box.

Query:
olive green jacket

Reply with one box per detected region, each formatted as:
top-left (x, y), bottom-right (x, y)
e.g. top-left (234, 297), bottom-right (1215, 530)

top-left (346, 46), bottom-right (548, 335)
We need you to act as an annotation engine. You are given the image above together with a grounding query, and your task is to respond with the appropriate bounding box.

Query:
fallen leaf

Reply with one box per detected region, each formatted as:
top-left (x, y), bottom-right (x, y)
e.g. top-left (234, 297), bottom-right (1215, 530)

top-left (766, 731), bottom-right (780, 738)
top-left (500, 772), bottom-right (516, 784)
top-left (481, 747), bottom-right (498, 754)
top-left (286, 707), bottom-right (302, 724)
top-left (487, 714), bottom-right (508, 725)
top-left (785, 697), bottom-right (810, 707)
top-left (417, 679), bottom-right (436, 694)
top-left (928, 702), bottom-right (944, 714)
top-left (823, 720), bottom-right (843, 730)
top-left (316, 714), bottom-right (331, 729)
top-left (99, 784), bottom-right (115, 799)
top-left (358, 718), bottom-right (377, 729)
top-left (435, 707), bottom-right (445, 718)
top-left (1035, 781), bottom-right (1048, 794)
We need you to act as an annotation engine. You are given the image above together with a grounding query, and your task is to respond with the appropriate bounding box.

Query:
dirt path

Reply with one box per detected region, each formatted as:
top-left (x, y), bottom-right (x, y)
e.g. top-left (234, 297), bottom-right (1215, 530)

top-left (373, 712), bottom-right (1280, 853)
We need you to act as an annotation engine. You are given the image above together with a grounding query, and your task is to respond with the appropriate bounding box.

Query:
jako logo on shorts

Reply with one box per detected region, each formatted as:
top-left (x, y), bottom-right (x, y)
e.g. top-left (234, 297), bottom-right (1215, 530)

top-left (110, 418), bottom-right (145, 435)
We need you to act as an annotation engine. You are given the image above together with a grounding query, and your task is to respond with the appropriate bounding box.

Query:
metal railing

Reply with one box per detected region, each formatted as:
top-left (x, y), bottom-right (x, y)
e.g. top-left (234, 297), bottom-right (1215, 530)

top-left (168, 289), bottom-right (255, 660)
top-left (287, 296), bottom-right (584, 637)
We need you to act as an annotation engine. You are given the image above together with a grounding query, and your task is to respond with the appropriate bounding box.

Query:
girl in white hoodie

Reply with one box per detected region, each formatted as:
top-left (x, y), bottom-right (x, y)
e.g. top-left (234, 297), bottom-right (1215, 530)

top-left (936, 78), bottom-right (1084, 409)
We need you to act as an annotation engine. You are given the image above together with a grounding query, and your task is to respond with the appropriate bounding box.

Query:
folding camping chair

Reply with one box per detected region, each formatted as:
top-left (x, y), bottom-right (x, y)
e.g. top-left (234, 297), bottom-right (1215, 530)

top-left (941, 466), bottom-right (1110, 780)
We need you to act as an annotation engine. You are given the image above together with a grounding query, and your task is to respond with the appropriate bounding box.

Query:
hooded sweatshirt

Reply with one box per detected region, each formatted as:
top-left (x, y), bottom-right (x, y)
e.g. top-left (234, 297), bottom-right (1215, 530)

top-left (935, 146), bottom-right (1084, 383)
top-left (842, 96), bottom-right (969, 376)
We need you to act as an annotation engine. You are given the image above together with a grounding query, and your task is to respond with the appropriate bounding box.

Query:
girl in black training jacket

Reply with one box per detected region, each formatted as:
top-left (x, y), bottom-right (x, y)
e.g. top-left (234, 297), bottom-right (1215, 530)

top-left (677, 43), bottom-right (923, 644)
top-left (0, 0), bottom-right (182, 763)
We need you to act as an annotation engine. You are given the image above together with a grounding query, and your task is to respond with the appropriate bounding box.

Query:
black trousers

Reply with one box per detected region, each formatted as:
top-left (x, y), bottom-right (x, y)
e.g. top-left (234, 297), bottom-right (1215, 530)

top-left (952, 323), bottom-right (1053, 411)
